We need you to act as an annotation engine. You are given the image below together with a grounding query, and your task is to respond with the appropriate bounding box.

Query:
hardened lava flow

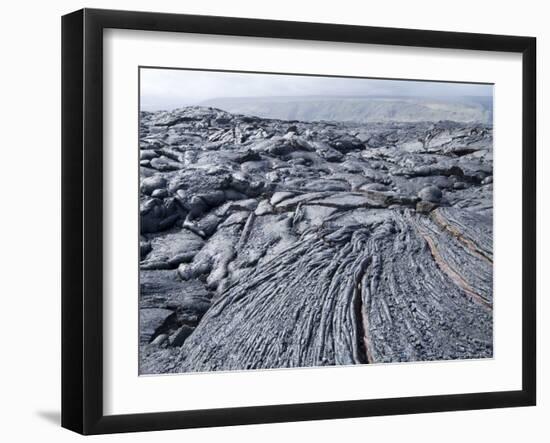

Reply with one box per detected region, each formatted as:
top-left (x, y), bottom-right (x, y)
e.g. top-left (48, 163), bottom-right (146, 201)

top-left (138, 106), bottom-right (493, 374)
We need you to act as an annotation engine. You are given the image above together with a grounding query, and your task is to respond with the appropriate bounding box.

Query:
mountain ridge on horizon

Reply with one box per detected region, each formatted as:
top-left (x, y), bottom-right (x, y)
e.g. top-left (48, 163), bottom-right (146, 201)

top-left (198, 95), bottom-right (492, 124)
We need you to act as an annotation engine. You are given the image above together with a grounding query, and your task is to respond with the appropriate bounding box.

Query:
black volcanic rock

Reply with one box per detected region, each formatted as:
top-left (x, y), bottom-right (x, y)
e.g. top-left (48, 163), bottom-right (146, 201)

top-left (418, 185), bottom-right (443, 203)
top-left (138, 106), bottom-right (493, 374)
top-left (139, 308), bottom-right (176, 345)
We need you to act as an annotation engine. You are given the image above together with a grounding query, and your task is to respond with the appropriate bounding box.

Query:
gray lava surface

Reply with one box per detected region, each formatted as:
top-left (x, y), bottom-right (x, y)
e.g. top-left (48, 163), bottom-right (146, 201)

top-left (138, 106), bottom-right (493, 374)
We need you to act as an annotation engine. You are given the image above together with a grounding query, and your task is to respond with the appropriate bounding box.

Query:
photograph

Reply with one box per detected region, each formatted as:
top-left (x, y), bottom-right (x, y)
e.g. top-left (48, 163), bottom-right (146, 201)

top-left (138, 68), bottom-right (494, 375)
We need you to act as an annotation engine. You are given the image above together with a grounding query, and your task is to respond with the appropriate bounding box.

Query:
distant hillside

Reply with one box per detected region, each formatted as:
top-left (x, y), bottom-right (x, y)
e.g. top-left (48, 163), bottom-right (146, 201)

top-left (200, 96), bottom-right (492, 124)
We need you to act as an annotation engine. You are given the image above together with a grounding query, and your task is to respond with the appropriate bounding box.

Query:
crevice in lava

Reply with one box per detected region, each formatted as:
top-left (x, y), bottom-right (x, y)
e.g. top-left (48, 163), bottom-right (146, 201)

top-left (417, 225), bottom-right (492, 309)
top-left (353, 260), bottom-right (371, 364)
top-left (430, 210), bottom-right (492, 264)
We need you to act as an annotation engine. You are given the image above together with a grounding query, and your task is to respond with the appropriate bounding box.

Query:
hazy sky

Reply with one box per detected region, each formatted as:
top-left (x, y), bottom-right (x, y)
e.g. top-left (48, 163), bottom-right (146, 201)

top-left (140, 68), bottom-right (493, 111)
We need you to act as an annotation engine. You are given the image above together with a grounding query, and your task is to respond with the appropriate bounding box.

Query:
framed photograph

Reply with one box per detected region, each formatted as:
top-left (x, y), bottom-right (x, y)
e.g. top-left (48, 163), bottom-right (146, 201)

top-left (61, 8), bottom-right (536, 435)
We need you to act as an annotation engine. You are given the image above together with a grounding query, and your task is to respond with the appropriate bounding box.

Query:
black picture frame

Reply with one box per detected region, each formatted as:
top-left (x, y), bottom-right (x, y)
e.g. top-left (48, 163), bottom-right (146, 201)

top-left (61, 8), bottom-right (537, 435)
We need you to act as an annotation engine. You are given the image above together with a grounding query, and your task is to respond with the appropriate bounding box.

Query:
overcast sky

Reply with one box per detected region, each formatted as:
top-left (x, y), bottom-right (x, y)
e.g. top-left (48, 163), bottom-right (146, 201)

top-left (140, 68), bottom-right (493, 111)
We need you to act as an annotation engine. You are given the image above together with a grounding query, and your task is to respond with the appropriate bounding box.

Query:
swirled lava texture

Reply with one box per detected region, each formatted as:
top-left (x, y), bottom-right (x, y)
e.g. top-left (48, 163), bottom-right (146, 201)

top-left (138, 106), bottom-right (493, 374)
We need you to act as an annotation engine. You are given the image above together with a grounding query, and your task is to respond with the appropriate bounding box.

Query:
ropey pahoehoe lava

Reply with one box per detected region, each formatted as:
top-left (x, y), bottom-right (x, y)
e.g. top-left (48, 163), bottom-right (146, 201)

top-left (138, 105), bottom-right (493, 374)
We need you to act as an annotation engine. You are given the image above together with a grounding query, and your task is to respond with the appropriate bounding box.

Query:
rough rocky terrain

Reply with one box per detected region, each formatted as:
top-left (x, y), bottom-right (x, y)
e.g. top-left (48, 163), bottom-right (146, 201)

top-left (138, 106), bottom-right (493, 374)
